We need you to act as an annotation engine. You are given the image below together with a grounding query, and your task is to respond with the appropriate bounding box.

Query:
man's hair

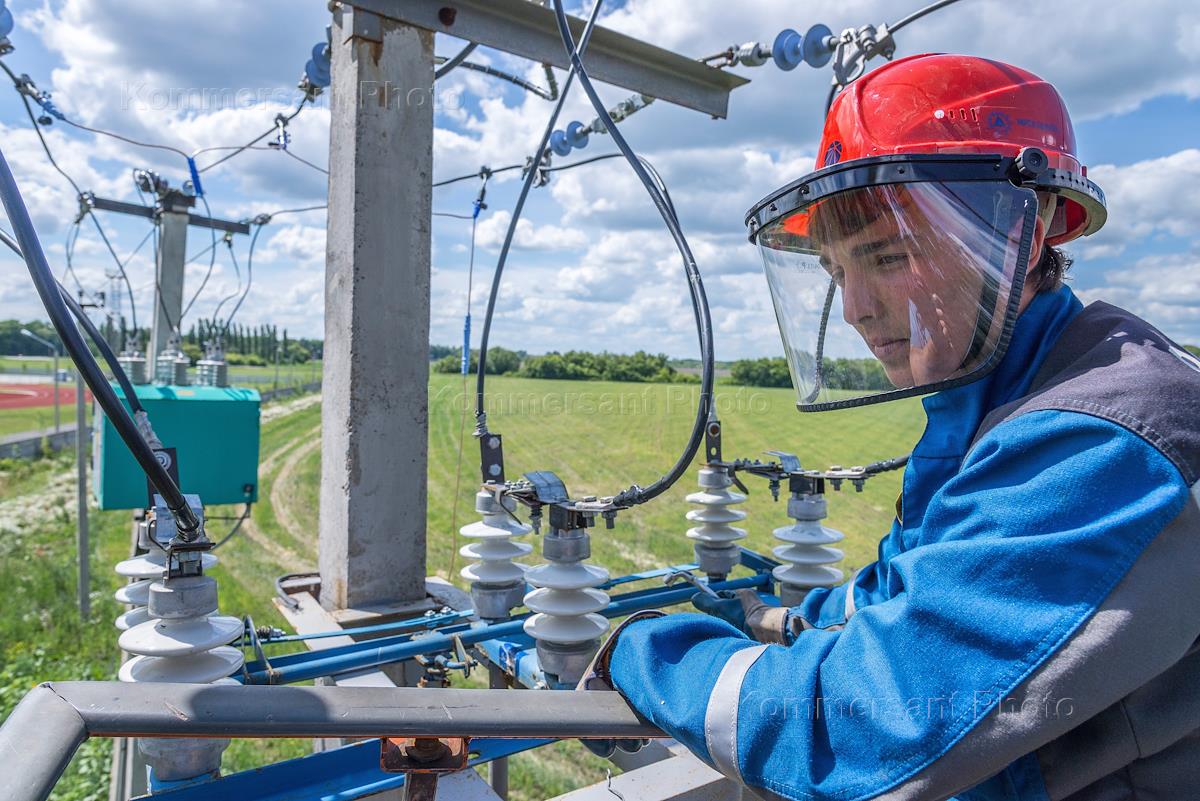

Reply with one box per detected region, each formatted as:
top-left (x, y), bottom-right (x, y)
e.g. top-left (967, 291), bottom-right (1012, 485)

top-left (1029, 192), bottom-right (1072, 293)
top-left (1030, 245), bottom-right (1072, 293)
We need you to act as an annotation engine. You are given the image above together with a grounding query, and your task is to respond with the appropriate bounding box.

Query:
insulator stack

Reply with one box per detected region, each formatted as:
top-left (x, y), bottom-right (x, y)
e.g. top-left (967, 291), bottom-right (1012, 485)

top-left (118, 574), bottom-right (243, 782)
top-left (114, 523), bottom-right (216, 632)
top-left (772, 493), bottom-right (845, 606)
top-left (459, 490), bottom-right (532, 619)
top-left (118, 353), bottom-right (148, 385)
top-left (685, 466), bottom-right (747, 580)
top-left (523, 526), bottom-right (609, 686)
top-left (194, 359), bottom-right (228, 387)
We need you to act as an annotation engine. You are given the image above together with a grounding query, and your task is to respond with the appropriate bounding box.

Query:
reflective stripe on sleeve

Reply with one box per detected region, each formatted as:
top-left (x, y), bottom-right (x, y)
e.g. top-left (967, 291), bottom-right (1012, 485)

top-left (703, 644), bottom-right (769, 782)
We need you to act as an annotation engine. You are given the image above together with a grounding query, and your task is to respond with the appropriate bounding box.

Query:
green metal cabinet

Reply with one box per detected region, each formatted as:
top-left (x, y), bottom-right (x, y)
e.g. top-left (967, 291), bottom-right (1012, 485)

top-left (93, 384), bottom-right (261, 510)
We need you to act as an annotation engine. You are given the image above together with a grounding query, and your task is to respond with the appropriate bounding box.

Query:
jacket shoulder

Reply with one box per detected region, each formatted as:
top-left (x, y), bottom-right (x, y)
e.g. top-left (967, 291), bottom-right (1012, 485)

top-left (975, 301), bottom-right (1200, 484)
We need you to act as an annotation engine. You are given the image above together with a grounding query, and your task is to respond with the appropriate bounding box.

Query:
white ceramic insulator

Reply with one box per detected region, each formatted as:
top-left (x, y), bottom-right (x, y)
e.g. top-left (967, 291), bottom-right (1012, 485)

top-left (523, 552), bottom-right (610, 645)
top-left (459, 492), bottom-right (533, 586)
top-left (685, 468), bottom-right (747, 550)
top-left (771, 495), bottom-right (845, 590)
top-left (113, 550), bottom-right (217, 631)
top-left (118, 575), bottom-right (244, 686)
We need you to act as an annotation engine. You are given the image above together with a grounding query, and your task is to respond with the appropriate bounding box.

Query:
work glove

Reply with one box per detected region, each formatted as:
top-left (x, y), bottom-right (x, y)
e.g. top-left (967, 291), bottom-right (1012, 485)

top-left (692, 589), bottom-right (793, 645)
top-left (576, 609), bottom-right (665, 759)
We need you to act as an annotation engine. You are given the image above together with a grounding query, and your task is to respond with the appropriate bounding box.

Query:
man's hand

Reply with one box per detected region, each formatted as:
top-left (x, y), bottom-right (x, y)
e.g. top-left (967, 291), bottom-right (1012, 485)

top-left (692, 589), bottom-right (791, 644)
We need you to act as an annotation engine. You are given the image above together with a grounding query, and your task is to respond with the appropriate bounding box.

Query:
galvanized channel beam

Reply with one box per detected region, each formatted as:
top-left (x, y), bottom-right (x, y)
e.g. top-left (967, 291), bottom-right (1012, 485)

top-left (344, 0), bottom-right (749, 118)
top-left (0, 681), bottom-right (663, 801)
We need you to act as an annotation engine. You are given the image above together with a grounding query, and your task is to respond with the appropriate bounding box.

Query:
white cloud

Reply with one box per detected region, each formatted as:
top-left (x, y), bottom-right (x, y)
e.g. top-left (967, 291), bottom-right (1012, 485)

top-left (3, 0), bottom-right (1199, 359)
top-left (1081, 149), bottom-right (1200, 258)
top-left (475, 209), bottom-right (588, 251)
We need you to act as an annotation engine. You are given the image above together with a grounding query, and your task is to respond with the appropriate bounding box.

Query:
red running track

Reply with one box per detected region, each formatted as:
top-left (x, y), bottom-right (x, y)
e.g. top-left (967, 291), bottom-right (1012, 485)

top-left (0, 383), bottom-right (93, 410)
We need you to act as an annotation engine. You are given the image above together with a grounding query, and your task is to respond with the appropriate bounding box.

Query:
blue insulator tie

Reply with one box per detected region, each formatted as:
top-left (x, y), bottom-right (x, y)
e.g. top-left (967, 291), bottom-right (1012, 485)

top-left (461, 313), bottom-right (472, 376)
top-left (186, 157), bottom-right (204, 197)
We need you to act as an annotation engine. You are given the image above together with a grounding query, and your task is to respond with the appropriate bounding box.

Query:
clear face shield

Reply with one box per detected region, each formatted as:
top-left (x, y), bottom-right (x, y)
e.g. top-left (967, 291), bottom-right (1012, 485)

top-left (746, 156), bottom-right (1041, 411)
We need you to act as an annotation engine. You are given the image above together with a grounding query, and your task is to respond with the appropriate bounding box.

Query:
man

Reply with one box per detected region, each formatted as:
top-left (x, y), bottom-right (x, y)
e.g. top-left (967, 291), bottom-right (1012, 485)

top-left (589, 54), bottom-right (1200, 800)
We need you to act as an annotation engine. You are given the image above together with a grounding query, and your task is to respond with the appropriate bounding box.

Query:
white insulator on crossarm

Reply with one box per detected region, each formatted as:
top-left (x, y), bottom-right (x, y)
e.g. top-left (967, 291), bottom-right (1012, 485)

top-left (118, 571), bottom-right (243, 781)
top-left (523, 527), bottom-right (609, 685)
top-left (772, 493), bottom-right (845, 606)
top-left (114, 544), bottom-right (216, 632)
top-left (459, 490), bottom-right (533, 618)
top-left (686, 466), bottom-right (747, 579)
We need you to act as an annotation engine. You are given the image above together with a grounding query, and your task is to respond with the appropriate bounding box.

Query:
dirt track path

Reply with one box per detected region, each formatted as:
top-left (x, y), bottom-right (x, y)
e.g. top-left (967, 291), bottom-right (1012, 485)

top-left (270, 433), bottom-right (321, 559)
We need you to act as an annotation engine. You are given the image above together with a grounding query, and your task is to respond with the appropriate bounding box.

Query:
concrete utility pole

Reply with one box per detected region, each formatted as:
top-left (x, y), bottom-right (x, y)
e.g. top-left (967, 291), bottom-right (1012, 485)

top-left (316, 0), bottom-right (744, 616)
top-left (149, 196), bottom-right (190, 376)
top-left (320, 5), bottom-right (434, 612)
top-left (81, 190), bottom-right (250, 374)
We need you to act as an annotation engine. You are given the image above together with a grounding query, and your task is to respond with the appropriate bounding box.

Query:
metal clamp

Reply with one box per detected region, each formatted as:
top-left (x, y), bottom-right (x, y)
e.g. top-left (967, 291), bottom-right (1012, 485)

top-left (663, 569), bottom-right (720, 599)
top-left (380, 736), bottom-right (470, 801)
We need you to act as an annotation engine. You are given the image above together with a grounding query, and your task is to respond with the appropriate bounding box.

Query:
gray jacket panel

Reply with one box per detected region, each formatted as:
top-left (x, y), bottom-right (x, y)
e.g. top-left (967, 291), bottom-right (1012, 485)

top-left (877, 301), bottom-right (1200, 801)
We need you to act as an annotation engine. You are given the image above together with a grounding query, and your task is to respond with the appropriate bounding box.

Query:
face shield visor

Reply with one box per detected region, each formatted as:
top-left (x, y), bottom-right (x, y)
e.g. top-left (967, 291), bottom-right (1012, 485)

top-left (746, 155), bottom-right (1041, 411)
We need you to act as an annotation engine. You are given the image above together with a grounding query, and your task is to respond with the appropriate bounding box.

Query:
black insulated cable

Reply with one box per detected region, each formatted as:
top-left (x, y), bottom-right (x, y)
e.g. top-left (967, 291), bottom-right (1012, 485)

top-left (474, 0), bottom-right (605, 433)
top-left (551, 0), bottom-right (715, 507)
top-left (0, 146), bottom-right (201, 539)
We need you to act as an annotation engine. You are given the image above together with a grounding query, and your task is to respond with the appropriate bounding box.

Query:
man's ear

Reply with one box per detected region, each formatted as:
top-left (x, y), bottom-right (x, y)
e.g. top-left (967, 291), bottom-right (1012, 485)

top-left (1030, 212), bottom-right (1047, 269)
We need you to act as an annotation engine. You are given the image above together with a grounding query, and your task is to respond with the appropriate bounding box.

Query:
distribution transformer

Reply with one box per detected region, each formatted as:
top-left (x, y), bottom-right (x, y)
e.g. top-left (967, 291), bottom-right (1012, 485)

top-left (93, 384), bottom-right (261, 509)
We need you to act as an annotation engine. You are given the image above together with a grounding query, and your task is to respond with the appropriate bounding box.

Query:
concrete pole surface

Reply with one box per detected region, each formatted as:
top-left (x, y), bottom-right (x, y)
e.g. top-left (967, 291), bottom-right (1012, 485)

top-left (320, 7), bottom-right (433, 611)
top-left (75, 370), bottom-right (89, 620)
top-left (149, 209), bottom-right (188, 376)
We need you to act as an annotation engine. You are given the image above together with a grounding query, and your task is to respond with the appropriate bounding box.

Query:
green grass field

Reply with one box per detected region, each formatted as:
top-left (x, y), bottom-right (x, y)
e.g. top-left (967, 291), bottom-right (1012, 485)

top-left (0, 375), bottom-right (927, 799)
top-left (0, 404), bottom-right (93, 439)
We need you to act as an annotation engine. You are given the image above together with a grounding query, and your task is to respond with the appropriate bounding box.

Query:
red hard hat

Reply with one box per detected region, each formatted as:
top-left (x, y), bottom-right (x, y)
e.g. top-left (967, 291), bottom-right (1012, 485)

top-left (815, 53), bottom-right (1105, 246)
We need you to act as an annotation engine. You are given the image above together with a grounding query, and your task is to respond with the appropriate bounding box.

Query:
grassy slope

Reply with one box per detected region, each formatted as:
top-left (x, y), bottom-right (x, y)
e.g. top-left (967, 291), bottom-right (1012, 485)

top-left (0, 376), bottom-right (926, 799)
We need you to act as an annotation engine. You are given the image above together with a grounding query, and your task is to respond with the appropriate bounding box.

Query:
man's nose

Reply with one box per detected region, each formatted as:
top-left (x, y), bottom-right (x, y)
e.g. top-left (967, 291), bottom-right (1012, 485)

top-left (841, 271), bottom-right (879, 327)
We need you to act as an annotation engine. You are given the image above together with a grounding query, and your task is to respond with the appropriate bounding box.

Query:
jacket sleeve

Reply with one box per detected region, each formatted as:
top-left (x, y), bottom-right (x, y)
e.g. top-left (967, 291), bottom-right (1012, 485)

top-left (609, 410), bottom-right (1193, 801)
top-left (789, 520), bottom-right (904, 631)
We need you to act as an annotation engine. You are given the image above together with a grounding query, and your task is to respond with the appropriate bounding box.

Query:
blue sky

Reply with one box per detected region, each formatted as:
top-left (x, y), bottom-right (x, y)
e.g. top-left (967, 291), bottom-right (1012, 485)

top-left (0, 0), bottom-right (1197, 360)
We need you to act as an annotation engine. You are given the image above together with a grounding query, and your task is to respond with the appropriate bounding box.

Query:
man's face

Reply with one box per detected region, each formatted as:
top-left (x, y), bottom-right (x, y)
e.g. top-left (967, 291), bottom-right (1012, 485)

top-left (812, 187), bottom-right (992, 388)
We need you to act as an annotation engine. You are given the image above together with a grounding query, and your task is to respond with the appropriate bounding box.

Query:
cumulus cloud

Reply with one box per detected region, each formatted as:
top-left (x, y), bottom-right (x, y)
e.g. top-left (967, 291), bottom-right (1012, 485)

top-left (1081, 149), bottom-right (1200, 258)
top-left (475, 209), bottom-right (588, 251)
top-left (3, 0), bottom-right (1197, 358)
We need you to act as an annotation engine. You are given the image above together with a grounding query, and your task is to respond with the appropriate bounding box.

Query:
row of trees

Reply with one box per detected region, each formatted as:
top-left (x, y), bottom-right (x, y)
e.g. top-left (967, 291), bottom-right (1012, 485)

top-left (432, 346), bottom-right (696, 383)
top-left (729, 356), bottom-right (892, 390)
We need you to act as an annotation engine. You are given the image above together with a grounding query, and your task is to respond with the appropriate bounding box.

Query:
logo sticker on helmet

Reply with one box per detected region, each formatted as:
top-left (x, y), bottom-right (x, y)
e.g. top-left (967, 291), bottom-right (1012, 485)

top-left (822, 140), bottom-right (843, 167)
top-left (986, 111), bottom-right (1012, 135)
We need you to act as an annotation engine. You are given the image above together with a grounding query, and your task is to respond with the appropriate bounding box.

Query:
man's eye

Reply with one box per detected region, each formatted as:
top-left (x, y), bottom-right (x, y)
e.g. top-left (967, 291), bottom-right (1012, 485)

top-left (876, 253), bottom-right (910, 268)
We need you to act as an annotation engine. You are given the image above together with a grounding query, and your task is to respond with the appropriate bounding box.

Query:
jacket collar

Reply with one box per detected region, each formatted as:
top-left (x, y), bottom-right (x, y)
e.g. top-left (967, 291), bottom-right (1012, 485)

top-left (914, 285), bottom-right (1084, 460)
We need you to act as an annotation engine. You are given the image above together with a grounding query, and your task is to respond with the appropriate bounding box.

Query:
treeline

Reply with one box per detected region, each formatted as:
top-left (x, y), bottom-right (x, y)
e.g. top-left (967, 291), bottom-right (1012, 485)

top-left (431, 346), bottom-right (697, 383)
top-left (729, 356), bottom-right (890, 390)
top-left (183, 319), bottom-right (320, 365)
top-left (431, 347), bottom-right (523, 375)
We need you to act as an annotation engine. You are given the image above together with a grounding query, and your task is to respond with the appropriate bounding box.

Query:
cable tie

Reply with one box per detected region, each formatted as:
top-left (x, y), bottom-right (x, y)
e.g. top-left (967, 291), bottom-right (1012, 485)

top-left (186, 157), bottom-right (204, 197)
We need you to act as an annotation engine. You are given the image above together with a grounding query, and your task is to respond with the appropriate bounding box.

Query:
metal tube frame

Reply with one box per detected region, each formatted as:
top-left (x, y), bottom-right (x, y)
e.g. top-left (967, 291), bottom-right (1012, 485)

top-left (0, 682), bottom-right (660, 801)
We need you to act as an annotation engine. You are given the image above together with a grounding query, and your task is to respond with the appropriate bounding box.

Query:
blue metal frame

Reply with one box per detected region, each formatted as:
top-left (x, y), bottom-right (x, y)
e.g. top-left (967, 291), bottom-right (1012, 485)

top-left (146, 737), bottom-right (553, 801)
top-left (150, 549), bottom-right (783, 799)
top-left (240, 569), bottom-right (773, 685)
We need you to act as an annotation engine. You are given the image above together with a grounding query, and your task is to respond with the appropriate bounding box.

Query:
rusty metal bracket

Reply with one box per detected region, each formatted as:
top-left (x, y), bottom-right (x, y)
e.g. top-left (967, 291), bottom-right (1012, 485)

top-left (381, 736), bottom-right (470, 800)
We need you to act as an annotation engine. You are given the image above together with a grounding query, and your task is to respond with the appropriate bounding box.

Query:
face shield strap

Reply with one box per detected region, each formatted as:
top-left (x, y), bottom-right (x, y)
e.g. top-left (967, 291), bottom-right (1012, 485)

top-left (802, 280), bottom-right (838, 404)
